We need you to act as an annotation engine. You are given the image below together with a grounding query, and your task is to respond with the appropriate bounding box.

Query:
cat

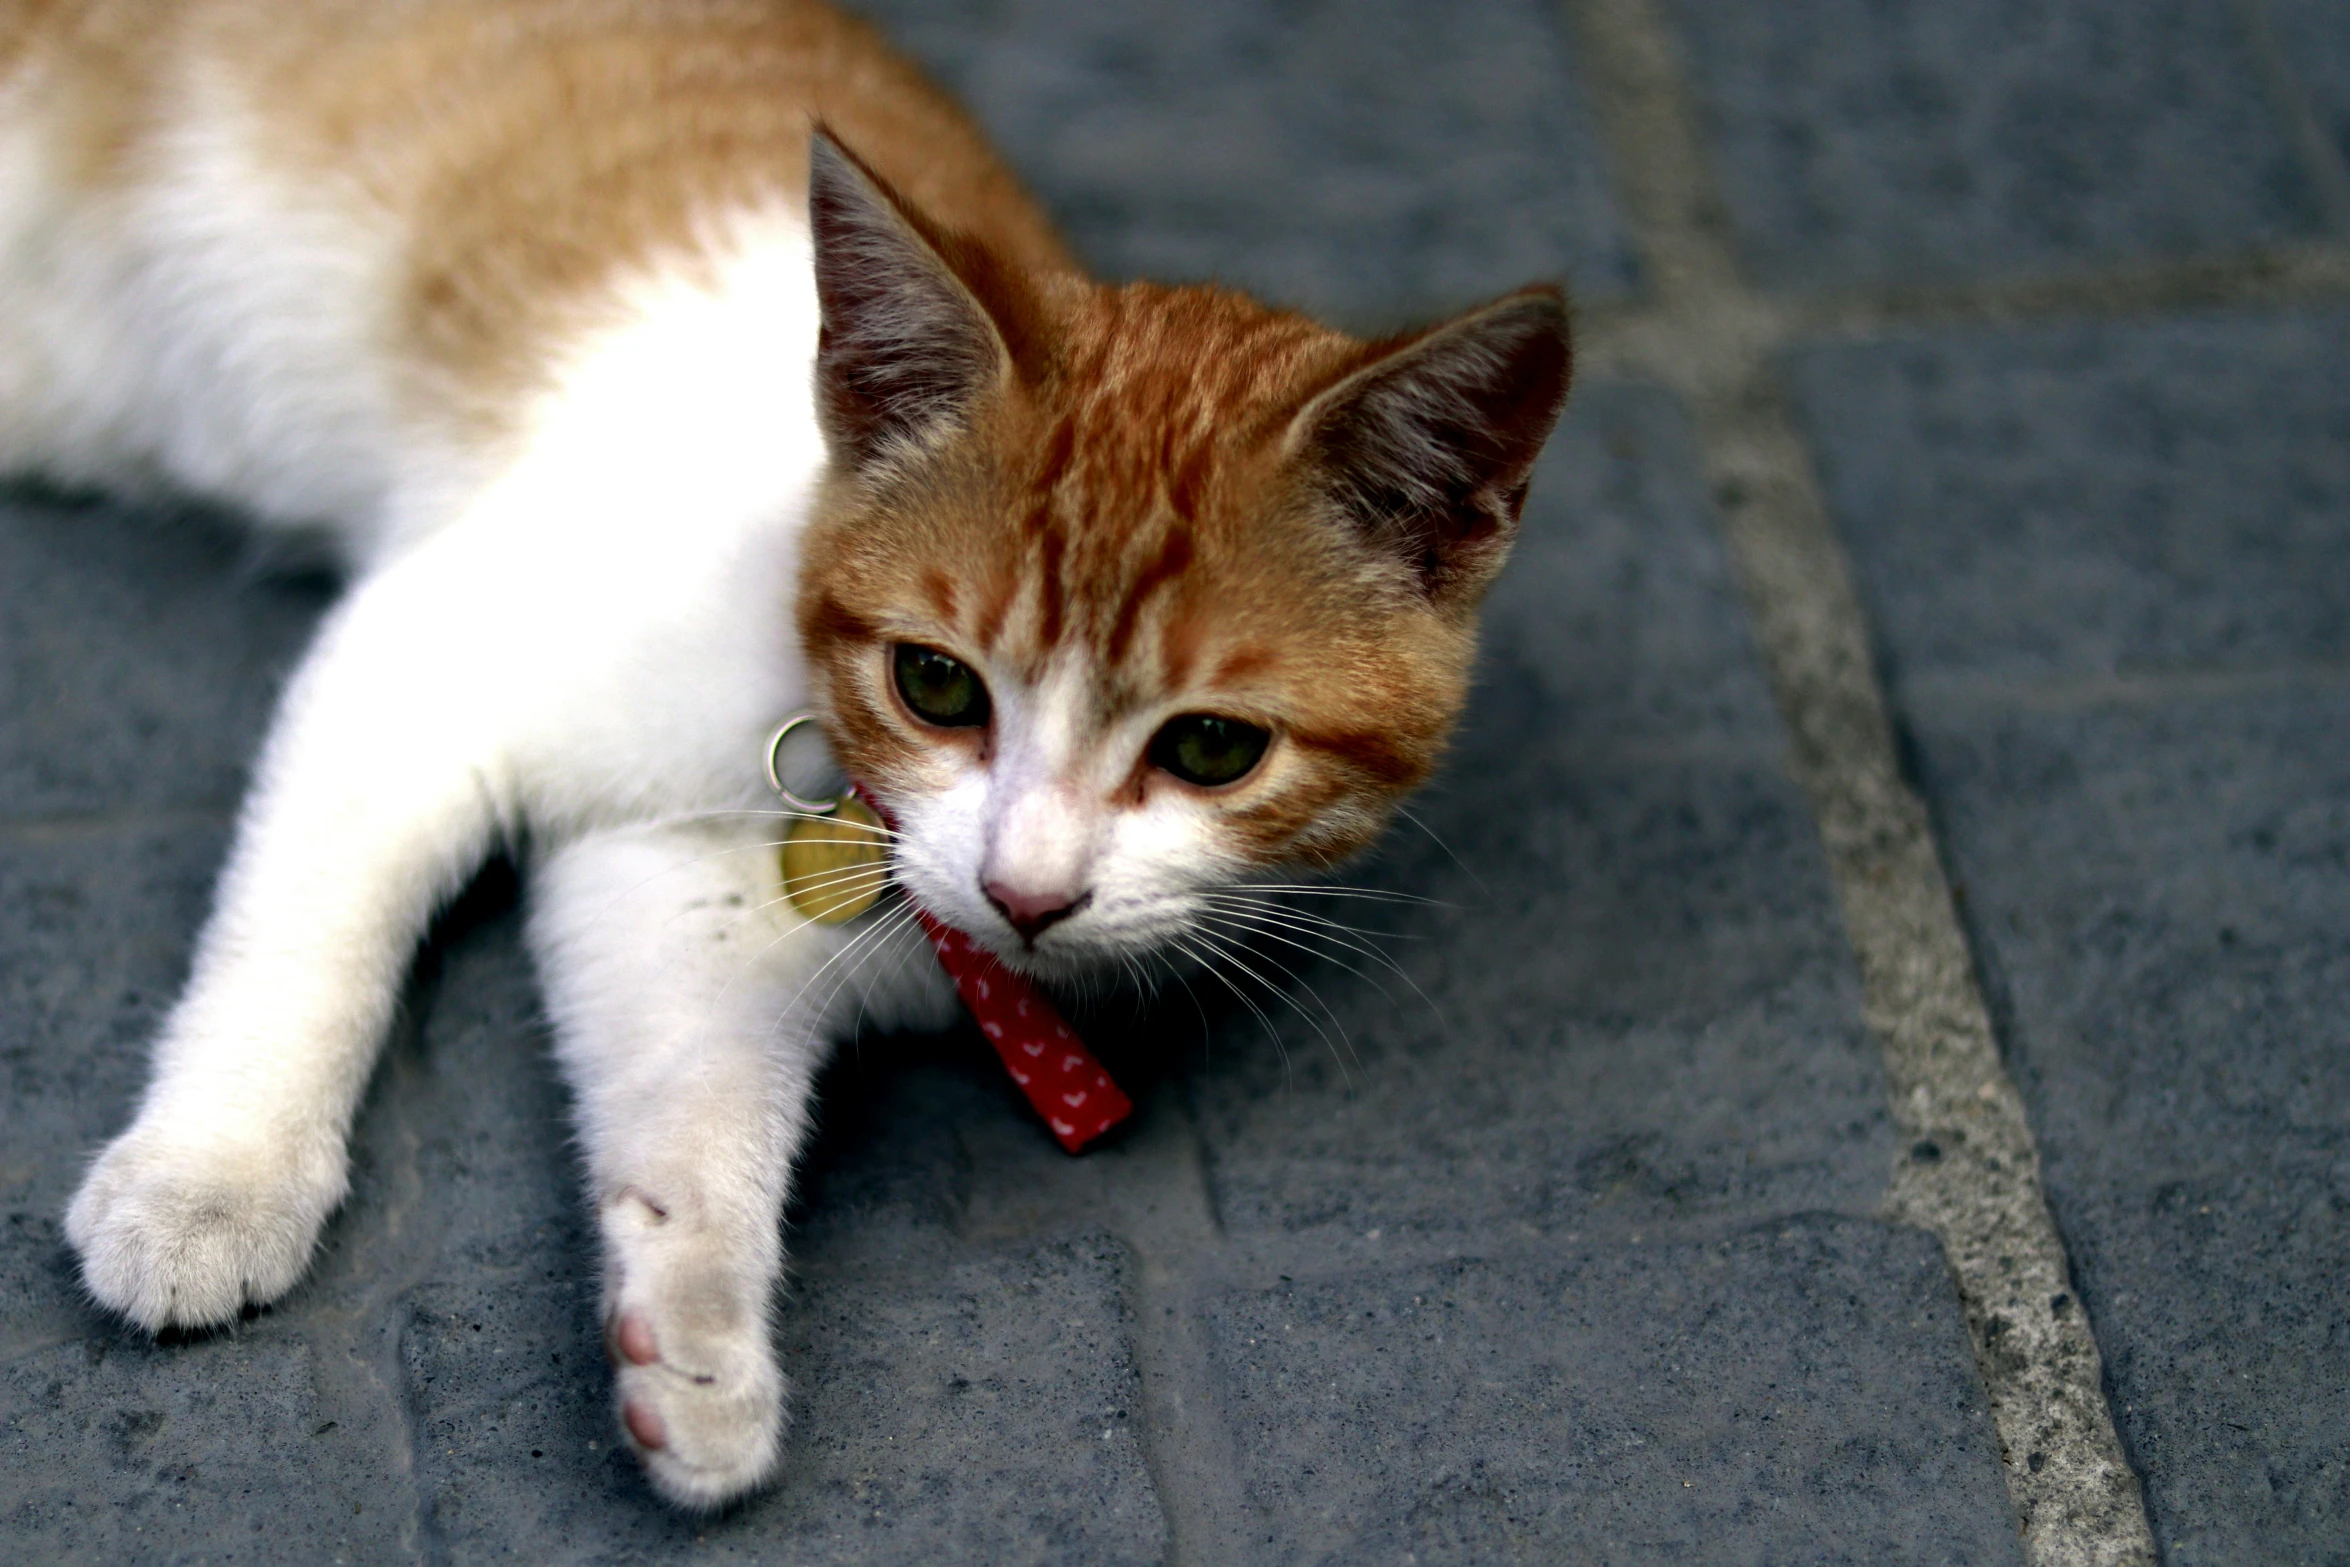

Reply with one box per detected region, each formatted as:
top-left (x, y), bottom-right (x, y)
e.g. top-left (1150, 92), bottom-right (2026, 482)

top-left (3, 0), bottom-right (1570, 1508)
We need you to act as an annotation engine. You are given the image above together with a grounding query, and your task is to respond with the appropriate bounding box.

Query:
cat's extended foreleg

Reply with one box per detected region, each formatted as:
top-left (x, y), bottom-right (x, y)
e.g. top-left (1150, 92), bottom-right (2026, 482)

top-left (66, 550), bottom-right (508, 1330)
top-left (528, 820), bottom-right (949, 1509)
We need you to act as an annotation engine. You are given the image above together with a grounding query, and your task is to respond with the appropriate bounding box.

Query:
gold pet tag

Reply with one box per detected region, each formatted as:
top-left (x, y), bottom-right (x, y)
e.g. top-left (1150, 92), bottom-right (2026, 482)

top-left (781, 796), bottom-right (887, 924)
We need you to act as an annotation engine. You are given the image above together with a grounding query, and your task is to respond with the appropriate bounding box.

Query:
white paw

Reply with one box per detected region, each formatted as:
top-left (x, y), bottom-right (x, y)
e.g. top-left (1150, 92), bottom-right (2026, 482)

top-left (64, 1118), bottom-right (345, 1332)
top-left (601, 1203), bottom-right (785, 1509)
top-left (609, 1303), bottom-right (785, 1510)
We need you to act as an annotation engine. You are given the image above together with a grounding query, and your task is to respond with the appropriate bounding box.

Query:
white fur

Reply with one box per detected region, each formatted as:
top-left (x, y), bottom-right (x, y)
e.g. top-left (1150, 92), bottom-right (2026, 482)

top-left (0, 64), bottom-right (953, 1496)
top-left (7, 68), bottom-right (1240, 1510)
top-left (529, 820), bottom-right (951, 1504)
top-left (0, 60), bottom-right (453, 546)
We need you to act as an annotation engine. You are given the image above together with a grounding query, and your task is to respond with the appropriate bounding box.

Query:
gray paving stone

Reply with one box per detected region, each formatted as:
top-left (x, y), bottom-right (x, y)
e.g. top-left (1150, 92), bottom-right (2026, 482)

top-left (0, 488), bottom-right (327, 823)
top-left (1202, 1218), bottom-right (2024, 1566)
top-left (780, 1235), bottom-right (1162, 1565)
top-left (1, 1332), bottom-right (392, 1566)
top-left (1899, 691), bottom-right (2350, 1564)
top-left (846, 0), bottom-right (1637, 323)
top-left (399, 1230), bottom-right (1163, 1566)
top-left (2272, 0), bottom-right (2350, 185)
top-left (1784, 311), bottom-right (2350, 689)
top-left (1187, 764), bottom-right (1884, 1245)
top-left (1188, 382), bottom-right (1892, 1245)
top-left (1667, 0), bottom-right (2328, 292)
top-left (1478, 382), bottom-right (1786, 755)
top-left (0, 825), bottom-right (227, 1353)
top-left (1791, 310), bottom-right (2350, 1558)
top-left (787, 1039), bottom-right (1002, 1265)
top-left (408, 1160), bottom-right (1170, 1559)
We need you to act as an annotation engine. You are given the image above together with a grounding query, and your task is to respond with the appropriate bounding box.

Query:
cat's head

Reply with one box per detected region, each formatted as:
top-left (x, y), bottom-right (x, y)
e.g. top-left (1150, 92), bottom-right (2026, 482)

top-left (796, 135), bottom-right (1569, 979)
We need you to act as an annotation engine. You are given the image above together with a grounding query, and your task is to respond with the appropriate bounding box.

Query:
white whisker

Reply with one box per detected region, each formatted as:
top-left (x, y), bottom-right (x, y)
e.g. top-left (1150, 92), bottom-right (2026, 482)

top-left (1192, 909), bottom-right (1401, 1013)
top-left (1154, 945), bottom-right (1216, 1057)
top-left (1195, 893), bottom-right (1450, 1037)
top-left (1223, 881), bottom-right (1448, 908)
top-left (1182, 920), bottom-right (1358, 1085)
top-left (658, 805), bottom-right (906, 840)
top-left (1169, 931), bottom-right (1289, 1088)
top-left (1393, 804), bottom-right (1487, 900)
top-left (1197, 890), bottom-right (1422, 946)
top-left (772, 900), bottom-right (923, 1046)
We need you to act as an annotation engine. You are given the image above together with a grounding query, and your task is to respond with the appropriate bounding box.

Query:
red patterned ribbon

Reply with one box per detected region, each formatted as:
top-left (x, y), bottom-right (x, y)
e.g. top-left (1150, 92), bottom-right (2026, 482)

top-left (851, 785), bottom-right (1133, 1153)
top-left (915, 914), bottom-right (1133, 1153)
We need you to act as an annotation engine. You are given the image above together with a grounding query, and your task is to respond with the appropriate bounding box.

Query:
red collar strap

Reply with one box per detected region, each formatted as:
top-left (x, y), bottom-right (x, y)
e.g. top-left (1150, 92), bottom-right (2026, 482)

top-left (916, 915), bottom-right (1132, 1152)
top-left (852, 785), bottom-right (1133, 1153)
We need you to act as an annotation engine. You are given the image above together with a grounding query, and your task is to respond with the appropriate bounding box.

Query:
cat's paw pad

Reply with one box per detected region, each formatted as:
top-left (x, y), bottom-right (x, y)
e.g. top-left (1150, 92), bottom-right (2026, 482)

top-left (607, 1304), bottom-right (785, 1509)
top-left (64, 1121), bottom-right (343, 1332)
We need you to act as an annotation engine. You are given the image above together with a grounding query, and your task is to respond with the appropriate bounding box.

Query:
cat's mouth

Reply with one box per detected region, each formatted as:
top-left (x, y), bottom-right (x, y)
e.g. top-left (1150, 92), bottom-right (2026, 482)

top-left (995, 897), bottom-right (1213, 985)
top-left (961, 906), bottom-right (1118, 978)
top-left (903, 875), bottom-right (1187, 983)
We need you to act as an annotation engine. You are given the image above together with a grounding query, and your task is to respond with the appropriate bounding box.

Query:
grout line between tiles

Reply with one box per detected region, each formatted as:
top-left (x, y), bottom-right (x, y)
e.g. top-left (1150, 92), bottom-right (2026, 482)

top-left (1559, 3), bottom-right (2162, 1562)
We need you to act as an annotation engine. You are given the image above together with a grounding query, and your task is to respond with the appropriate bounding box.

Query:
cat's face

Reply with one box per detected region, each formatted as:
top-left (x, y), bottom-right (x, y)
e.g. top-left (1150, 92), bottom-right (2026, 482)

top-left (796, 138), bottom-right (1569, 978)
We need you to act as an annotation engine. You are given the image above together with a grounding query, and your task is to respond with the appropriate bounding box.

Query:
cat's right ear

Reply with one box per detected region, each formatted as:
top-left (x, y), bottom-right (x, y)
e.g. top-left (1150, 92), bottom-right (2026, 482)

top-left (808, 132), bottom-right (1012, 470)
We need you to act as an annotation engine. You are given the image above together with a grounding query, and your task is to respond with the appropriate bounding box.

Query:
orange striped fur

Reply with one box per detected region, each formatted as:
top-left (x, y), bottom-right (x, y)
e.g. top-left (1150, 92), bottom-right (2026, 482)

top-left (7, 0), bottom-right (1067, 429)
top-left (799, 147), bottom-right (1571, 869)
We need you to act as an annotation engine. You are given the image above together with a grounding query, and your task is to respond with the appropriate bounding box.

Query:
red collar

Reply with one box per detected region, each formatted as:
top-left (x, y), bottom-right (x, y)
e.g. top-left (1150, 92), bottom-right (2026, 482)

top-left (917, 915), bottom-right (1131, 1152)
top-left (853, 785), bottom-right (1132, 1153)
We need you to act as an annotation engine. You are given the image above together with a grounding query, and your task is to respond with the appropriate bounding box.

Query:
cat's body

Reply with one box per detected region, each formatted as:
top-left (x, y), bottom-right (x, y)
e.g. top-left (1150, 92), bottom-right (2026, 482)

top-left (4, 0), bottom-right (1568, 1508)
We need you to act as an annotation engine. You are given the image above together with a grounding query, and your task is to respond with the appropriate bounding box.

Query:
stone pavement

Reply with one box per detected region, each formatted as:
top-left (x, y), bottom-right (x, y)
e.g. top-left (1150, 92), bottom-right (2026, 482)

top-left (2, 1), bottom-right (2344, 1562)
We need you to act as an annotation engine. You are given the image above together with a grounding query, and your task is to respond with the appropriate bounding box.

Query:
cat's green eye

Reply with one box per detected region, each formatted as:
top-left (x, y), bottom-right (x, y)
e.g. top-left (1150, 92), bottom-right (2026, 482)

top-left (892, 643), bottom-right (990, 728)
top-left (1149, 713), bottom-right (1271, 789)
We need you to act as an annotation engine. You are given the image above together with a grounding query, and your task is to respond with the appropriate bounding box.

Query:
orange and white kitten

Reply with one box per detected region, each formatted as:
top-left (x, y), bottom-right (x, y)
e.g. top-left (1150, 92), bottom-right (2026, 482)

top-left (4, 0), bottom-right (1569, 1508)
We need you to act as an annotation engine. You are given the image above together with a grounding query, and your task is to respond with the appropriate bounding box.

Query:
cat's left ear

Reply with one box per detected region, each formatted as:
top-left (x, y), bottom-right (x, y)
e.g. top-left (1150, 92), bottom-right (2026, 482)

top-left (1288, 286), bottom-right (1571, 607)
top-left (807, 131), bottom-right (1022, 471)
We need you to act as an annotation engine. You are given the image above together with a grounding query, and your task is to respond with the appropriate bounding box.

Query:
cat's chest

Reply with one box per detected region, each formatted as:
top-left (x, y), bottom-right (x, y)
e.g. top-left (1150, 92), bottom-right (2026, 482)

top-left (434, 212), bottom-right (834, 829)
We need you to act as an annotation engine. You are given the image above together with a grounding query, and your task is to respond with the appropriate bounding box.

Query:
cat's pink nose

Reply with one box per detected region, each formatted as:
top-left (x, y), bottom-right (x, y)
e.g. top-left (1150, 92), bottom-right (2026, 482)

top-left (984, 880), bottom-right (1087, 943)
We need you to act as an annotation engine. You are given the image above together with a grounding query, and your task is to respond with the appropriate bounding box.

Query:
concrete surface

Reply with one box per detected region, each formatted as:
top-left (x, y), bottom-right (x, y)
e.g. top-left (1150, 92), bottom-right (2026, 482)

top-left (5, 1), bottom-right (2347, 1563)
top-left (1669, 0), bottom-right (2330, 291)
top-left (1792, 310), bottom-right (2350, 1561)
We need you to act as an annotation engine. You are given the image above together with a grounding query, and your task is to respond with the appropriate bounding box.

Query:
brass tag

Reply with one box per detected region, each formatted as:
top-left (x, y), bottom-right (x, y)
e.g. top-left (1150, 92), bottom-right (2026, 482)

top-left (780, 797), bottom-right (888, 924)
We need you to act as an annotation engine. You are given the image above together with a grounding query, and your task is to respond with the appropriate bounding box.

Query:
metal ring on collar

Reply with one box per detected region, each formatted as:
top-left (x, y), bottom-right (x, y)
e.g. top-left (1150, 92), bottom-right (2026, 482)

top-left (763, 713), bottom-right (842, 816)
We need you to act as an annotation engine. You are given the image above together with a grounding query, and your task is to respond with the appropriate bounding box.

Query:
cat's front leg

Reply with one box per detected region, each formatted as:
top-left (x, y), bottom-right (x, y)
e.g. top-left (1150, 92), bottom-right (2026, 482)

top-left (67, 545), bottom-right (507, 1330)
top-left (528, 819), bottom-right (950, 1508)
